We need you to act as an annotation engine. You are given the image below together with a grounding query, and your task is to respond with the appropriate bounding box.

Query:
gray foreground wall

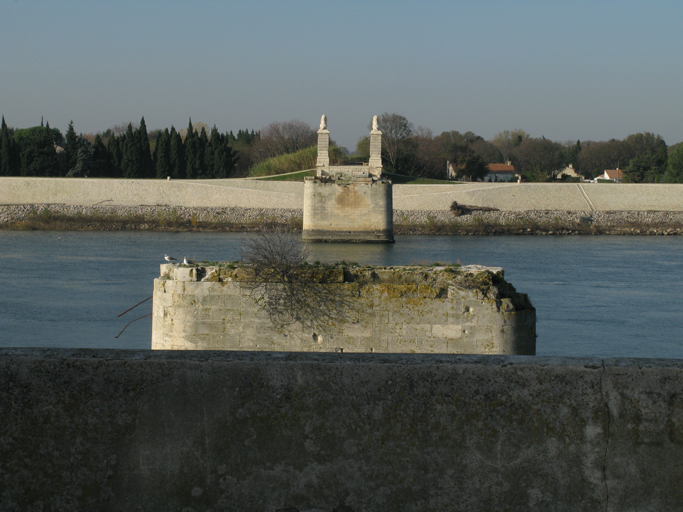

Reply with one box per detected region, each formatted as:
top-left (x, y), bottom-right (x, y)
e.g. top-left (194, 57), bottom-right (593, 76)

top-left (2, 349), bottom-right (683, 511)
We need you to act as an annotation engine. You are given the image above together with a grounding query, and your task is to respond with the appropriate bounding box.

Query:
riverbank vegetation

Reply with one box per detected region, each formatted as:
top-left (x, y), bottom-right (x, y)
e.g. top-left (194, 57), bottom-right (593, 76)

top-left (3, 206), bottom-right (682, 236)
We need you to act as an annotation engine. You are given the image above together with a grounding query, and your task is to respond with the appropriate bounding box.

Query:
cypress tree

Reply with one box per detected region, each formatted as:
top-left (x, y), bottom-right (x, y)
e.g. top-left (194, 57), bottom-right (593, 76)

top-left (67, 138), bottom-right (94, 177)
top-left (0, 116), bottom-right (12, 176)
top-left (121, 123), bottom-right (141, 178)
top-left (197, 126), bottom-right (209, 177)
top-left (92, 134), bottom-right (110, 177)
top-left (138, 116), bottom-right (154, 178)
top-left (206, 125), bottom-right (220, 178)
top-left (169, 126), bottom-right (184, 179)
top-left (217, 138), bottom-right (238, 178)
top-left (107, 134), bottom-right (123, 177)
top-left (65, 120), bottom-right (79, 172)
top-left (184, 118), bottom-right (197, 179)
top-left (155, 128), bottom-right (172, 179)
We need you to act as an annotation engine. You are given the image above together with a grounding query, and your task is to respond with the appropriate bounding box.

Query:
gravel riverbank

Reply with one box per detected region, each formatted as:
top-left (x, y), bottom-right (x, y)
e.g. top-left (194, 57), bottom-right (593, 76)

top-left (2, 204), bottom-right (683, 235)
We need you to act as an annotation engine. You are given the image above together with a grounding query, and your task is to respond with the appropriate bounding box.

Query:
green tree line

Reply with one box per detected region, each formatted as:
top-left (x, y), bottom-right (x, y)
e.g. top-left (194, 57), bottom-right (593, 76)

top-left (357, 113), bottom-right (683, 183)
top-left (3, 113), bottom-right (683, 183)
top-left (0, 116), bottom-right (258, 179)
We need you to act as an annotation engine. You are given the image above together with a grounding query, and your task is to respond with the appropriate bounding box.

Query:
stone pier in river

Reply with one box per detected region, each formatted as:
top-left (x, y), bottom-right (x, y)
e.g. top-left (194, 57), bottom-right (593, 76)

top-left (152, 262), bottom-right (536, 354)
top-left (301, 115), bottom-right (394, 243)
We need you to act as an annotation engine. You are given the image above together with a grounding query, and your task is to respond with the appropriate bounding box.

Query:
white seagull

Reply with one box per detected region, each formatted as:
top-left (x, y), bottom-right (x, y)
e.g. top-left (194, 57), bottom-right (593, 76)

top-left (164, 254), bottom-right (177, 262)
top-left (183, 257), bottom-right (195, 266)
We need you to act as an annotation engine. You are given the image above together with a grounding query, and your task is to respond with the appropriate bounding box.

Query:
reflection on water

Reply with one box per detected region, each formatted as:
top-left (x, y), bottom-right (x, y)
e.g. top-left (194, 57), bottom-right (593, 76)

top-left (1, 231), bottom-right (682, 358)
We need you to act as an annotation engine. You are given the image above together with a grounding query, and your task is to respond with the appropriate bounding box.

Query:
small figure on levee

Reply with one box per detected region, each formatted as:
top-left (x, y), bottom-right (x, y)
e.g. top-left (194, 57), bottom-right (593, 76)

top-left (183, 257), bottom-right (195, 266)
top-left (164, 254), bottom-right (177, 263)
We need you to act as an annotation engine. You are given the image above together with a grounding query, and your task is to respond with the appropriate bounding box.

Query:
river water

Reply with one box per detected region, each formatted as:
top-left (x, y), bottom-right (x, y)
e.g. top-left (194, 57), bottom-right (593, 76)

top-left (1, 231), bottom-right (681, 358)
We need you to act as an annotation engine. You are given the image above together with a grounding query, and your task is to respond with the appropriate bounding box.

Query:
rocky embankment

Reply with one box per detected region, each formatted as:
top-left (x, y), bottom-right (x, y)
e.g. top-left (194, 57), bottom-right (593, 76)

top-left (1, 204), bottom-right (683, 235)
top-left (396, 209), bottom-right (683, 235)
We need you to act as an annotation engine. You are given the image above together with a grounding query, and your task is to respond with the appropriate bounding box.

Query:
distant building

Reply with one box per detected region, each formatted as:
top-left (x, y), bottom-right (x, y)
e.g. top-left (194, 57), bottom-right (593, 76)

top-left (556, 163), bottom-right (583, 180)
top-left (447, 161), bottom-right (518, 182)
top-left (484, 162), bottom-right (517, 182)
top-left (596, 168), bottom-right (623, 183)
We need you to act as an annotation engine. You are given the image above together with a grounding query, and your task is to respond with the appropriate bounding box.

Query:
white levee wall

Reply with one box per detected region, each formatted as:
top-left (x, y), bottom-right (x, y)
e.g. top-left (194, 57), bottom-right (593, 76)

top-left (4, 177), bottom-right (683, 212)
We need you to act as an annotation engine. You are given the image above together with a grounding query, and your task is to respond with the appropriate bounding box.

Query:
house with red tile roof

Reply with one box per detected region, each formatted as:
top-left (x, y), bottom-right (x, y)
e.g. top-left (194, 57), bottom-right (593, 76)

top-left (596, 168), bottom-right (623, 182)
top-left (484, 162), bottom-right (517, 182)
top-left (447, 161), bottom-right (519, 182)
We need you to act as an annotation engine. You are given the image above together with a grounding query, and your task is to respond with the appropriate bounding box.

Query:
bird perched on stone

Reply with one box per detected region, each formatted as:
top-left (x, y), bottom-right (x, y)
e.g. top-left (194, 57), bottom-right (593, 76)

top-left (164, 254), bottom-right (177, 262)
top-left (183, 257), bottom-right (195, 266)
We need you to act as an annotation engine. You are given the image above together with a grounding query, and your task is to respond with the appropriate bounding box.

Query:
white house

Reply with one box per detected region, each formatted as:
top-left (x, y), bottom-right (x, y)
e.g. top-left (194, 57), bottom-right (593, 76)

top-left (447, 161), bottom-right (518, 182)
top-left (595, 168), bottom-right (623, 182)
top-left (484, 162), bottom-right (517, 182)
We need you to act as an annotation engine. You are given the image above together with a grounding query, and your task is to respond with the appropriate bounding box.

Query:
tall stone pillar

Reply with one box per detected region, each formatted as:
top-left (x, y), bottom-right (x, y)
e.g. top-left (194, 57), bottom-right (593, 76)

top-left (316, 114), bottom-right (330, 174)
top-left (368, 115), bottom-right (382, 177)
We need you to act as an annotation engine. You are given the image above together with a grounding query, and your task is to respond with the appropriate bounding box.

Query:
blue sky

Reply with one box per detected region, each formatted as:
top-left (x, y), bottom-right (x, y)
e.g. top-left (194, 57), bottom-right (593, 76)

top-left (2, 0), bottom-right (682, 150)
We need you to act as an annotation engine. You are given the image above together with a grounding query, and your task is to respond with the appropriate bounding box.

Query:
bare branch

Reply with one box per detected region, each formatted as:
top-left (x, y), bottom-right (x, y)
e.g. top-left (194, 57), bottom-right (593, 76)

top-left (239, 228), bottom-right (355, 334)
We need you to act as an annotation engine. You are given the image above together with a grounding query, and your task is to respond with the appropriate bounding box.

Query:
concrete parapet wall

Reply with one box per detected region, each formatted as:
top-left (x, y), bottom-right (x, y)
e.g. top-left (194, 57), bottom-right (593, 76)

top-left (2, 348), bottom-right (683, 511)
top-left (152, 264), bottom-right (536, 354)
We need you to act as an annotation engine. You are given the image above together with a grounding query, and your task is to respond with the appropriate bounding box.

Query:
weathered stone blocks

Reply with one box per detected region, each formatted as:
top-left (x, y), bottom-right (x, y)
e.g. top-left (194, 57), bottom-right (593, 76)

top-left (302, 177), bottom-right (394, 243)
top-left (152, 264), bottom-right (536, 355)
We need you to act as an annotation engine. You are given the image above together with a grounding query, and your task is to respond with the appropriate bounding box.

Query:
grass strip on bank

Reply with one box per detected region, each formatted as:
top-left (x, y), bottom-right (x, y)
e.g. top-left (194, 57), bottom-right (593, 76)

top-left (383, 173), bottom-right (462, 185)
top-left (2, 207), bottom-right (303, 232)
top-left (257, 170), bottom-right (316, 181)
top-left (256, 170), bottom-right (462, 184)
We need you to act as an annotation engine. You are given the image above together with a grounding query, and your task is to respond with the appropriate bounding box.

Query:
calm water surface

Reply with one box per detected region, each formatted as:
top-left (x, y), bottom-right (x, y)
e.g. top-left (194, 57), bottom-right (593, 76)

top-left (1, 231), bottom-right (681, 358)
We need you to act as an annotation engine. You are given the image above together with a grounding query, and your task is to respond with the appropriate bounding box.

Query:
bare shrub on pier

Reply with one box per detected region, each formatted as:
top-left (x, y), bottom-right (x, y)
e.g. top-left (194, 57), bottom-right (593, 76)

top-left (239, 228), bottom-right (354, 334)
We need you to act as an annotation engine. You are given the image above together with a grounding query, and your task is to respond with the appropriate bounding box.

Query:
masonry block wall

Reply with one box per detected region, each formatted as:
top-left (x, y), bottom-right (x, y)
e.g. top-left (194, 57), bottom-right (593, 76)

top-left (151, 264), bottom-right (536, 354)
